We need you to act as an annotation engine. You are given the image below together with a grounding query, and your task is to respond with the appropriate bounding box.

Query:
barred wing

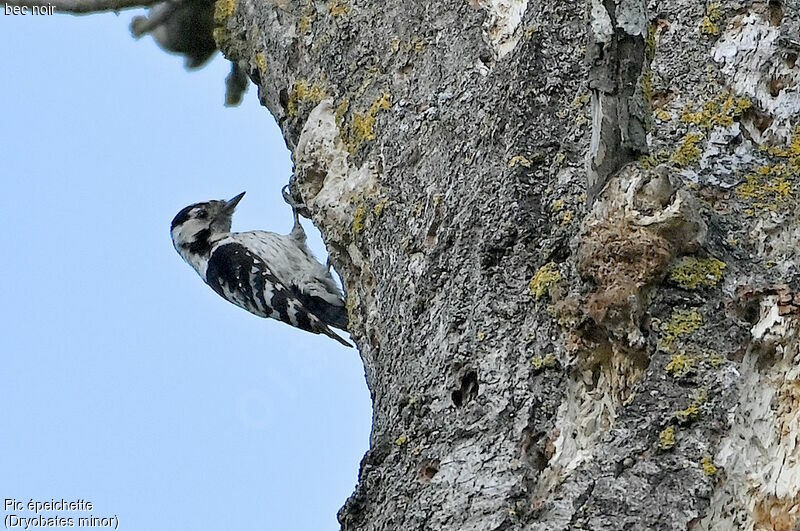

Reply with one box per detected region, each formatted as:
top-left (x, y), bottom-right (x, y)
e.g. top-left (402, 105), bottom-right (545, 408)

top-left (231, 232), bottom-right (349, 330)
top-left (205, 242), bottom-right (351, 346)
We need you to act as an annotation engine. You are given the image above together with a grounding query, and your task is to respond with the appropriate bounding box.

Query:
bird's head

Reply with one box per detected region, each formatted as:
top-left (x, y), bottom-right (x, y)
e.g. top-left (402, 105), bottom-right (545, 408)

top-left (171, 192), bottom-right (245, 263)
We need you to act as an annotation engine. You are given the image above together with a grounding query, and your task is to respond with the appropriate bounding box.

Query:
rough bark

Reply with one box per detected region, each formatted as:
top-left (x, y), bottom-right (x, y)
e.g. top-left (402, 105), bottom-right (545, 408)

top-left (211, 0), bottom-right (800, 529)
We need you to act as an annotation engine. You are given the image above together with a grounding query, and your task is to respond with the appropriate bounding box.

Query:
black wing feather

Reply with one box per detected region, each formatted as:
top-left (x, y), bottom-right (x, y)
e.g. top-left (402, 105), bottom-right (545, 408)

top-left (292, 288), bottom-right (349, 330)
top-left (205, 243), bottom-right (351, 346)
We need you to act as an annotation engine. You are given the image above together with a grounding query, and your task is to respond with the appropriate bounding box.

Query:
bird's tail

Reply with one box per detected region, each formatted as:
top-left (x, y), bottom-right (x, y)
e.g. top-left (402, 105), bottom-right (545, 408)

top-left (322, 327), bottom-right (354, 348)
top-left (292, 287), bottom-right (349, 331)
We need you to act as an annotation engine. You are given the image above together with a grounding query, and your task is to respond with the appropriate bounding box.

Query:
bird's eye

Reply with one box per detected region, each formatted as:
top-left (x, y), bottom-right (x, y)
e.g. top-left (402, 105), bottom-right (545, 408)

top-left (196, 210), bottom-right (208, 219)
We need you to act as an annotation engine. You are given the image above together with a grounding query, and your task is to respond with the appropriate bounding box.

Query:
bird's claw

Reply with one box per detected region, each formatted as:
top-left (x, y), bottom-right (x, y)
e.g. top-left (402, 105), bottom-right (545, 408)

top-left (281, 184), bottom-right (294, 206)
top-left (282, 184), bottom-right (311, 218)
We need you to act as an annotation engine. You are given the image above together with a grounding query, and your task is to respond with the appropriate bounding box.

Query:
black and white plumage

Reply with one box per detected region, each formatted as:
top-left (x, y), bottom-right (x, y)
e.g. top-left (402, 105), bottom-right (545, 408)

top-left (170, 191), bottom-right (351, 347)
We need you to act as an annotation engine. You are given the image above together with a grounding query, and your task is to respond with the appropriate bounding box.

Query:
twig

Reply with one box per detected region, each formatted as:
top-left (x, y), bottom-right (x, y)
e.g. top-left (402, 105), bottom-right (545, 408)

top-left (2, 0), bottom-right (160, 14)
top-left (131, 0), bottom-right (178, 36)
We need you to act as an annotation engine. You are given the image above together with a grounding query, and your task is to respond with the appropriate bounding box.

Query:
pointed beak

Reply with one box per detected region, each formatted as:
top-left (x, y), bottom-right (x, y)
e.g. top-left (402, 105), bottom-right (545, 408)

top-left (222, 191), bottom-right (246, 213)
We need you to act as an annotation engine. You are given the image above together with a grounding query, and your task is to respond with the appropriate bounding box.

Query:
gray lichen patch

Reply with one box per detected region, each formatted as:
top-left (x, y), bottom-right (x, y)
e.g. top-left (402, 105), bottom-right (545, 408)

top-left (615, 0), bottom-right (647, 37)
top-left (589, 0), bottom-right (613, 43)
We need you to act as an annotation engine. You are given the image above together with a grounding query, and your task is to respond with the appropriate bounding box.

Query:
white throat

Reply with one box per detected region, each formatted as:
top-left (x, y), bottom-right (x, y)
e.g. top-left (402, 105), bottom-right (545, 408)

top-left (180, 247), bottom-right (210, 279)
top-left (171, 226), bottom-right (223, 280)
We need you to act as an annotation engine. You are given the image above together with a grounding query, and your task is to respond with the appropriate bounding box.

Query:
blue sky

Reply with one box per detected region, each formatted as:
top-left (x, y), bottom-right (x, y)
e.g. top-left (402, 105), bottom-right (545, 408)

top-left (0, 11), bottom-right (371, 530)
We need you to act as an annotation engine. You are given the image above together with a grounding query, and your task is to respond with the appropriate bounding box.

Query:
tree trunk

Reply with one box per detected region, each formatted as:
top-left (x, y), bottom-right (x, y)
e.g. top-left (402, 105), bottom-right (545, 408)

top-left (217, 0), bottom-right (800, 528)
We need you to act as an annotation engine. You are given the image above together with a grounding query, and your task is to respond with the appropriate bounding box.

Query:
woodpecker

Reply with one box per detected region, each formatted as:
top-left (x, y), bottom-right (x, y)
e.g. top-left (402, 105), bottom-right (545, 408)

top-left (170, 190), bottom-right (351, 347)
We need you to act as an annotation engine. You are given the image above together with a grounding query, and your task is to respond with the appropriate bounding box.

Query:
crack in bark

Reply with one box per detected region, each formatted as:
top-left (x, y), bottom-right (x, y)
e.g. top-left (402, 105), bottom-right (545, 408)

top-left (585, 0), bottom-right (649, 204)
